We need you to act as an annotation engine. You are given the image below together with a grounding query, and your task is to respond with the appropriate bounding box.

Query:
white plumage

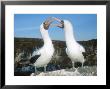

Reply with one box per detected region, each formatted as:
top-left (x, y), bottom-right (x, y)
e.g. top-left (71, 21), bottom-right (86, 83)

top-left (63, 20), bottom-right (85, 69)
top-left (49, 17), bottom-right (86, 69)
top-left (31, 22), bottom-right (54, 73)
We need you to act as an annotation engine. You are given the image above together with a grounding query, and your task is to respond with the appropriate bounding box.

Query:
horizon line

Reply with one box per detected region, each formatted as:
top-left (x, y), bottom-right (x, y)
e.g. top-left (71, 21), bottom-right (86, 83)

top-left (14, 37), bottom-right (97, 42)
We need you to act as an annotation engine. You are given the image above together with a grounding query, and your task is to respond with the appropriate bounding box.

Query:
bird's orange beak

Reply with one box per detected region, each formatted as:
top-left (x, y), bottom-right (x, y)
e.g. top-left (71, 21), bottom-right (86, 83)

top-left (50, 17), bottom-right (64, 28)
top-left (43, 17), bottom-right (55, 30)
top-left (43, 17), bottom-right (64, 30)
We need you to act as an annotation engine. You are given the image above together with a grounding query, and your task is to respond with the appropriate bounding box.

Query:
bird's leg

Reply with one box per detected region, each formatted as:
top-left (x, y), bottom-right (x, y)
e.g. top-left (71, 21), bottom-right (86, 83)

top-left (35, 66), bottom-right (37, 73)
top-left (82, 62), bottom-right (84, 68)
top-left (72, 61), bottom-right (74, 69)
top-left (82, 58), bottom-right (85, 68)
top-left (72, 61), bottom-right (76, 71)
top-left (44, 65), bottom-right (47, 73)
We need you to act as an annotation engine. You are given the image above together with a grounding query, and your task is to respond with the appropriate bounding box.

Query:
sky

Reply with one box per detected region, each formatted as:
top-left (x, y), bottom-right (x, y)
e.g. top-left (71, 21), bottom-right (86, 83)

top-left (14, 14), bottom-right (97, 41)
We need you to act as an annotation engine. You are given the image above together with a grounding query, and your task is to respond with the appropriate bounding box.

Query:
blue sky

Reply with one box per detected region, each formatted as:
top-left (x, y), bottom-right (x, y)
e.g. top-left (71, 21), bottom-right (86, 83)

top-left (14, 14), bottom-right (97, 41)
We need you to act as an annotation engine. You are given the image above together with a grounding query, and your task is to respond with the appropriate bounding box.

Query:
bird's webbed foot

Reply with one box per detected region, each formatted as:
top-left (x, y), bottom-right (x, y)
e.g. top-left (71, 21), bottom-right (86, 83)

top-left (34, 66), bottom-right (38, 75)
top-left (72, 67), bottom-right (77, 72)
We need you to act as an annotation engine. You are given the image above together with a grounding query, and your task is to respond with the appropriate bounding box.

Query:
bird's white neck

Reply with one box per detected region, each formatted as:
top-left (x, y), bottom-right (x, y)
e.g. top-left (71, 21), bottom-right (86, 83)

top-left (40, 24), bottom-right (53, 46)
top-left (64, 20), bottom-right (76, 46)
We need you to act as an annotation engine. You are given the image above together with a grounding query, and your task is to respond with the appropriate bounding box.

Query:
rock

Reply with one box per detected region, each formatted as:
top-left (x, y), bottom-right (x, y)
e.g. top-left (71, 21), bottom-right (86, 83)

top-left (30, 66), bottom-right (96, 76)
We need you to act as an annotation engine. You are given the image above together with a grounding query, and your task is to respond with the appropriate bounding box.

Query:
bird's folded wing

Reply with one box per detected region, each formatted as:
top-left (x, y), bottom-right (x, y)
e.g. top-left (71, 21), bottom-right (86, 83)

top-left (30, 55), bottom-right (41, 64)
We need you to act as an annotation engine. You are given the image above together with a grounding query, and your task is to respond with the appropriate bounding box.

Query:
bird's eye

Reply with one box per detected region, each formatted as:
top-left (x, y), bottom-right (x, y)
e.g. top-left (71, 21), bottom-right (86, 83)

top-left (61, 20), bottom-right (64, 23)
top-left (43, 22), bottom-right (46, 25)
top-left (43, 22), bottom-right (49, 30)
top-left (61, 20), bottom-right (64, 28)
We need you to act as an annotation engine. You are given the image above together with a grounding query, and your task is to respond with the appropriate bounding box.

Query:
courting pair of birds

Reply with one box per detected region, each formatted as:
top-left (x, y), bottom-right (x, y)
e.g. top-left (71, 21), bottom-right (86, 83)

top-left (30, 17), bottom-right (85, 74)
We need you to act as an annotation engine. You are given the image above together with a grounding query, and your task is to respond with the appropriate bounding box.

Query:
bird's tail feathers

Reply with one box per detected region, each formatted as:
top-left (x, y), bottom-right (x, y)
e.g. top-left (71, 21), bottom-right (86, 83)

top-left (80, 45), bottom-right (85, 52)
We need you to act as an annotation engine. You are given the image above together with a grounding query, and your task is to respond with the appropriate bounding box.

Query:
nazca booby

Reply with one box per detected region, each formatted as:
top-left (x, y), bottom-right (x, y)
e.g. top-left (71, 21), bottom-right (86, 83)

top-left (51, 17), bottom-right (85, 69)
top-left (30, 17), bottom-right (55, 73)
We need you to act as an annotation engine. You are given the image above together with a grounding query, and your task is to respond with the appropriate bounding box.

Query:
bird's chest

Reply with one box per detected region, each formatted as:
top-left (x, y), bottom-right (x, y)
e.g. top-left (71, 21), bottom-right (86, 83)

top-left (67, 47), bottom-right (81, 57)
top-left (43, 45), bottom-right (54, 56)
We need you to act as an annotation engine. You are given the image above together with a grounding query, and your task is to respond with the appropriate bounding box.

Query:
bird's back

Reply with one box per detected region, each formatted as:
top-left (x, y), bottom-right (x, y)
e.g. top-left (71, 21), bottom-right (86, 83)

top-left (30, 55), bottom-right (41, 64)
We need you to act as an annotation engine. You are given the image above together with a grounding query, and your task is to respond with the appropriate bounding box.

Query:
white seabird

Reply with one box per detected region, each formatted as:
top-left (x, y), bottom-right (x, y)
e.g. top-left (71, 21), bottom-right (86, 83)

top-left (51, 17), bottom-right (85, 69)
top-left (30, 17), bottom-right (55, 73)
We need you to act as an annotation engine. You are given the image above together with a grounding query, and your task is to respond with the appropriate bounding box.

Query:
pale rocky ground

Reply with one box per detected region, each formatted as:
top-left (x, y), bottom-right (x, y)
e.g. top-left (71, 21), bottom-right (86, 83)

top-left (30, 66), bottom-right (97, 76)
